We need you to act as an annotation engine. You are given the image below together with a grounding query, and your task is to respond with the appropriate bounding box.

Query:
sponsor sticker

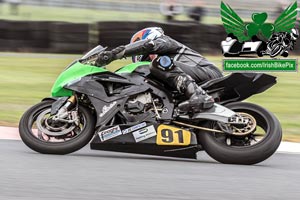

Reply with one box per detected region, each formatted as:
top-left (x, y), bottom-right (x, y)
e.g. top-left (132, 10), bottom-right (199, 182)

top-left (156, 125), bottom-right (191, 146)
top-left (98, 125), bottom-right (122, 142)
top-left (99, 101), bottom-right (117, 117)
top-left (122, 122), bottom-right (147, 135)
top-left (132, 125), bottom-right (157, 143)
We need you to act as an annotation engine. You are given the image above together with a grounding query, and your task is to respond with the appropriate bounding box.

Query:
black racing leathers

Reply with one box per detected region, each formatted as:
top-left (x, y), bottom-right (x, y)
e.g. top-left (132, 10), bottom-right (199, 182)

top-left (97, 35), bottom-right (223, 111)
top-left (123, 36), bottom-right (223, 84)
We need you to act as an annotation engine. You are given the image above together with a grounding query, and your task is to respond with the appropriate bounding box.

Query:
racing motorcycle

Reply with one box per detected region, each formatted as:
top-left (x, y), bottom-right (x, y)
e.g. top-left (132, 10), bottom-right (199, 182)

top-left (19, 45), bottom-right (282, 165)
top-left (265, 30), bottom-right (298, 57)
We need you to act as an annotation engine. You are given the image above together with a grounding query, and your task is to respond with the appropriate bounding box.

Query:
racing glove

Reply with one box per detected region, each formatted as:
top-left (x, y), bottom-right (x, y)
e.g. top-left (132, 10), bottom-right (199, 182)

top-left (95, 46), bottom-right (126, 66)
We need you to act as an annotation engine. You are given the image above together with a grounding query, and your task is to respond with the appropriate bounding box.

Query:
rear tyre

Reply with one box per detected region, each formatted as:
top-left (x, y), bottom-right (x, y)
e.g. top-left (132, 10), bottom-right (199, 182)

top-left (19, 100), bottom-right (96, 154)
top-left (197, 102), bottom-right (282, 165)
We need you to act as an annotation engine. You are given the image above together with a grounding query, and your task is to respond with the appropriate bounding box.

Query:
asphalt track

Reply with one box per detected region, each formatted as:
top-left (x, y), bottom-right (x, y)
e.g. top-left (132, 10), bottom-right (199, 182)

top-left (0, 139), bottom-right (300, 200)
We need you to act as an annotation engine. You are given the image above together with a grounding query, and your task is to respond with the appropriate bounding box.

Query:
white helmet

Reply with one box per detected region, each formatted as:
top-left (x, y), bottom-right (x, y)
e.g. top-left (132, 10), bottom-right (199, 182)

top-left (290, 28), bottom-right (299, 41)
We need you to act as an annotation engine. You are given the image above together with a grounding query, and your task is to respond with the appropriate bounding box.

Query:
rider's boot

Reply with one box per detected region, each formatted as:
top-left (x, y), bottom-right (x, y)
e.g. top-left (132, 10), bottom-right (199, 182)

top-left (176, 75), bottom-right (214, 112)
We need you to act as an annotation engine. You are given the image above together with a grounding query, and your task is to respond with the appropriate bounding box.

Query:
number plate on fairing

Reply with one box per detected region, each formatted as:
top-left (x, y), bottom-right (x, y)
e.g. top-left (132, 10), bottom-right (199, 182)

top-left (156, 125), bottom-right (191, 146)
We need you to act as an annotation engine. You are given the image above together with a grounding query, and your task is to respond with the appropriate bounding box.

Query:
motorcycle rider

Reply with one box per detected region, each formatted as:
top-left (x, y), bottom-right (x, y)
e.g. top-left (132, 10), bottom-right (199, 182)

top-left (95, 27), bottom-right (223, 112)
top-left (265, 28), bottom-right (299, 57)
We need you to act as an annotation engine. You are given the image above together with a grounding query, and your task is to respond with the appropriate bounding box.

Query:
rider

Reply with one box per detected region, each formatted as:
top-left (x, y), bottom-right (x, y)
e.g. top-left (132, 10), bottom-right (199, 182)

top-left (265, 28), bottom-right (299, 57)
top-left (95, 27), bottom-right (223, 112)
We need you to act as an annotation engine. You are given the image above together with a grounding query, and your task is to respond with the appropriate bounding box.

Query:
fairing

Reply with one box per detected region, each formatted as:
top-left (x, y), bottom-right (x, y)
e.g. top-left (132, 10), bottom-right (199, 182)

top-left (51, 61), bottom-right (108, 97)
top-left (201, 73), bottom-right (277, 104)
top-left (90, 122), bottom-right (201, 159)
top-left (51, 61), bottom-right (150, 97)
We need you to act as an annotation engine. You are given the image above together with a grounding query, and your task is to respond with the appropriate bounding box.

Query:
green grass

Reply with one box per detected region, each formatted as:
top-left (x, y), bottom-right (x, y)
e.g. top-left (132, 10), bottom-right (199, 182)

top-left (0, 53), bottom-right (131, 126)
top-left (0, 53), bottom-right (299, 141)
top-left (0, 53), bottom-right (75, 125)
top-left (0, 3), bottom-right (221, 24)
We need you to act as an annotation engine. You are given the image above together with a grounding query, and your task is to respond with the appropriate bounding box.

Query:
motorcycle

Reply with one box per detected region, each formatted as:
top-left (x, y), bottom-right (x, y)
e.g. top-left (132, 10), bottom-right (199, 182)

top-left (19, 45), bottom-right (282, 165)
top-left (266, 31), bottom-right (297, 57)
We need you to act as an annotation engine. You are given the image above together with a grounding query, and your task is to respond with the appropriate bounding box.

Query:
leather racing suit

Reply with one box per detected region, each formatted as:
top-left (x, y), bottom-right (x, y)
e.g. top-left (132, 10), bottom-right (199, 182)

top-left (96, 35), bottom-right (223, 112)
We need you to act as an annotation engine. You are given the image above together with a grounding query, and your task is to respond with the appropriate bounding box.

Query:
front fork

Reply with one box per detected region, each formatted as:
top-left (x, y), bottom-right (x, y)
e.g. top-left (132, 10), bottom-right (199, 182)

top-left (50, 95), bottom-right (79, 125)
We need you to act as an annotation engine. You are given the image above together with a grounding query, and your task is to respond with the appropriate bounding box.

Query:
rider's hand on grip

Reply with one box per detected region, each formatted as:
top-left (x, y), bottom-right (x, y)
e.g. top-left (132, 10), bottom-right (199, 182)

top-left (95, 51), bottom-right (114, 66)
top-left (95, 46), bottom-right (125, 66)
top-left (112, 46), bottom-right (126, 59)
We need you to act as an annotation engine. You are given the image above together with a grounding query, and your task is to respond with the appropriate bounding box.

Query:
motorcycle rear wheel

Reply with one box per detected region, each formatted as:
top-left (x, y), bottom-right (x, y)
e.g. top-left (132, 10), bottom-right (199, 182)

top-left (197, 102), bottom-right (282, 165)
top-left (19, 100), bottom-right (96, 154)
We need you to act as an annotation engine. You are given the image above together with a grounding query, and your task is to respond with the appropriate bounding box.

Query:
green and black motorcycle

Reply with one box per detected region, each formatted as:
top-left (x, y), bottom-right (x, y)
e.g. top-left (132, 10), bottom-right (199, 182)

top-left (19, 45), bottom-right (282, 165)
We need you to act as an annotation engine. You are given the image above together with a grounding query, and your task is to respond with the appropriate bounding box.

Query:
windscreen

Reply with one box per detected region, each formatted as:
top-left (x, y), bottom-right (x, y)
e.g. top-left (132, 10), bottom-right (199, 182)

top-left (81, 45), bottom-right (107, 59)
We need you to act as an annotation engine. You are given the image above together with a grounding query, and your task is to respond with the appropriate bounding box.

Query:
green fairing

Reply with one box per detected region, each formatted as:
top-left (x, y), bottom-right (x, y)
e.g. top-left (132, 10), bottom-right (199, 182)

top-left (51, 61), bottom-right (108, 97)
top-left (51, 61), bottom-right (150, 97)
top-left (116, 61), bottom-right (150, 74)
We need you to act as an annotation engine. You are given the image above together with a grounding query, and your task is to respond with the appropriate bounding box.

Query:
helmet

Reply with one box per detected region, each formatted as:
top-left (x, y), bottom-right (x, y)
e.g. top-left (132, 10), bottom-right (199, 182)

top-left (130, 27), bottom-right (164, 62)
top-left (290, 28), bottom-right (299, 41)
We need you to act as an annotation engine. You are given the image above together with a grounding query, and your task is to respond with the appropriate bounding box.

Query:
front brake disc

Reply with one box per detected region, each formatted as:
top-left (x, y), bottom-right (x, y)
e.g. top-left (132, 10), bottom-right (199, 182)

top-left (36, 109), bottom-right (76, 136)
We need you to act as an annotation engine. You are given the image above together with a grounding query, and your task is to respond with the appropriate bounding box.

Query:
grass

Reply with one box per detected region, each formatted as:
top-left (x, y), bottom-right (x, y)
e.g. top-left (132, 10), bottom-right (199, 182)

top-left (0, 52), bottom-right (131, 126)
top-left (0, 3), bottom-right (221, 24)
top-left (0, 53), bottom-right (299, 142)
top-left (0, 53), bottom-right (77, 125)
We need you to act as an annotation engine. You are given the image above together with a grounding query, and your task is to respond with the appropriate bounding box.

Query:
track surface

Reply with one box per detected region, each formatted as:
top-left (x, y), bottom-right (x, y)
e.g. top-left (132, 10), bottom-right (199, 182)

top-left (1, 140), bottom-right (300, 200)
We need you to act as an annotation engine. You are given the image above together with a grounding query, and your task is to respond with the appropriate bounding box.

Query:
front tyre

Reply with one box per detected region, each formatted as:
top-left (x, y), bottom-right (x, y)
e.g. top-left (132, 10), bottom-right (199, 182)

top-left (19, 100), bottom-right (96, 154)
top-left (270, 45), bottom-right (283, 57)
top-left (197, 102), bottom-right (282, 165)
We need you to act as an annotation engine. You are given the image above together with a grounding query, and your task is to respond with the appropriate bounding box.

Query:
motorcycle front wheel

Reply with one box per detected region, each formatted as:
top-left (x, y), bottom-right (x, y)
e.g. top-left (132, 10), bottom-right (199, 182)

top-left (19, 100), bottom-right (96, 154)
top-left (270, 45), bottom-right (283, 57)
top-left (197, 102), bottom-right (282, 165)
